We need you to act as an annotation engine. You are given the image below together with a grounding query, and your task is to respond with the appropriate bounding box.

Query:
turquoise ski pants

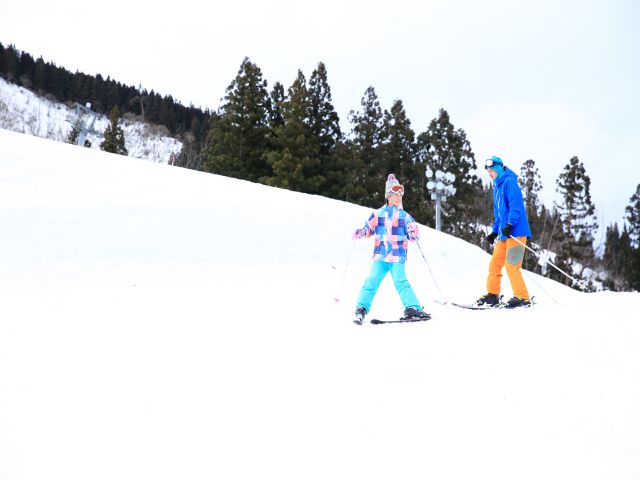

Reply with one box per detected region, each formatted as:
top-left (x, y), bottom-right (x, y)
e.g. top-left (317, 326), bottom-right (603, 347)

top-left (357, 261), bottom-right (421, 313)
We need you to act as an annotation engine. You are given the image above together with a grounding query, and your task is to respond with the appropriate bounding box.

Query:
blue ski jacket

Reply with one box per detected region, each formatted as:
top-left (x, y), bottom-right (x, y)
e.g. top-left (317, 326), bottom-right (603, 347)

top-left (492, 167), bottom-right (532, 241)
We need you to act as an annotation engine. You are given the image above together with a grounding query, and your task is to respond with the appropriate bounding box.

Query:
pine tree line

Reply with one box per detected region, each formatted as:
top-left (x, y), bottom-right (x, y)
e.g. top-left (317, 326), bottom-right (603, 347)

top-left (196, 58), bottom-right (484, 244)
top-left (0, 43), bottom-right (210, 145)
top-left (197, 57), bottom-right (636, 291)
top-left (3, 44), bottom-right (637, 291)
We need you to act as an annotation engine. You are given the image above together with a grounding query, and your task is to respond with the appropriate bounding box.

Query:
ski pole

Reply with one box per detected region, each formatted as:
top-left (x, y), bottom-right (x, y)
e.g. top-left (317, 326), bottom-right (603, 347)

top-left (334, 240), bottom-right (356, 302)
top-left (517, 262), bottom-right (558, 304)
top-left (509, 235), bottom-right (587, 291)
top-left (416, 241), bottom-right (447, 303)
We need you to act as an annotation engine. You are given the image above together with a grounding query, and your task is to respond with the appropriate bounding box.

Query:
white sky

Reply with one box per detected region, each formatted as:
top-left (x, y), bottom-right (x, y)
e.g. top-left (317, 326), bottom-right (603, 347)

top-left (2, 0), bottom-right (639, 238)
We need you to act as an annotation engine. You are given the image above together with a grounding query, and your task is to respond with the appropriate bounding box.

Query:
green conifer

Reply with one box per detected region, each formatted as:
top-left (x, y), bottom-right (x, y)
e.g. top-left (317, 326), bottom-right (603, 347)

top-left (204, 58), bottom-right (271, 182)
top-left (553, 156), bottom-right (597, 287)
top-left (416, 109), bottom-right (481, 241)
top-left (348, 87), bottom-right (385, 206)
top-left (100, 106), bottom-right (128, 155)
top-left (263, 70), bottom-right (323, 193)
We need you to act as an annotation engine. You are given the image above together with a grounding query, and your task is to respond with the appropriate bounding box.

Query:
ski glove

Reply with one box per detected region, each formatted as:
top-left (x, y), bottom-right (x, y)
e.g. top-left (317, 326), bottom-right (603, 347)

top-left (487, 232), bottom-right (498, 245)
top-left (501, 224), bottom-right (513, 237)
top-left (352, 229), bottom-right (364, 241)
top-left (407, 223), bottom-right (420, 241)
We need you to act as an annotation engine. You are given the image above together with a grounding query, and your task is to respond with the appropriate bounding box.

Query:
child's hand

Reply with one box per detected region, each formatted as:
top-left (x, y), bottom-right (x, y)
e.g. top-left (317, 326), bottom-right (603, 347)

top-left (407, 223), bottom-right (419, 241)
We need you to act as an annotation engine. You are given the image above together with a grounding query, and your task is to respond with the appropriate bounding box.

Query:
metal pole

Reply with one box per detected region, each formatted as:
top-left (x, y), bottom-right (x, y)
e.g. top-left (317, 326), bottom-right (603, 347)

top-left (417, 241), bottom-right (446, 303)
top-left (435, 195), bottom-right (442, 231)
top-left (333, 240), bottom-right (356, 302)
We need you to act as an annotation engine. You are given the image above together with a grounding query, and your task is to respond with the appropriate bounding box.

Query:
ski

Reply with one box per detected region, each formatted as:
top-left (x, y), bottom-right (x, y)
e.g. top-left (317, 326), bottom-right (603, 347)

top-left (370, 315), bottom-right (431, 325)
top-left (450, 296), bottom-right (535, 310)
top-left (503, 300), bottom-right (534, 309)
top-left (450, 302), bottom-right (504, 310)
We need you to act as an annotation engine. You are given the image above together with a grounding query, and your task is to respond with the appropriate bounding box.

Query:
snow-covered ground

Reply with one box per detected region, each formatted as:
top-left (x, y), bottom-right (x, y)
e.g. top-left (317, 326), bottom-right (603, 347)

top-left (1, 128), bottom-right (639, 480)
top-left (0, 77), bottom-right (182, 163)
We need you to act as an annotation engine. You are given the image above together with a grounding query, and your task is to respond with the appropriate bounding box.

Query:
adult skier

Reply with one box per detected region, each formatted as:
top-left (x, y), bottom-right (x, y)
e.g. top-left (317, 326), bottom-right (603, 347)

top-left (477, 156), bottom-right (532, 308)
top-left (352, 174), bottom-right (430, 324)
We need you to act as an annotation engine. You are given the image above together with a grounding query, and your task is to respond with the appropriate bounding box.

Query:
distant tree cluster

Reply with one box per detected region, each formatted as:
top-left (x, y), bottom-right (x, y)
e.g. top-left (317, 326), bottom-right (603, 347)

top-left (0, 42), bottom-right (210, 147)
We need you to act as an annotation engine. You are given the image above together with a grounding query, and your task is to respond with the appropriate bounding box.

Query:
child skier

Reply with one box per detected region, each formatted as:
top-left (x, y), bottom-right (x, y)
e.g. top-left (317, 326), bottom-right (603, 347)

top-left (352, 174), bottom-right (430, 324)
top-left (477, 156), bottom-right (532, 308)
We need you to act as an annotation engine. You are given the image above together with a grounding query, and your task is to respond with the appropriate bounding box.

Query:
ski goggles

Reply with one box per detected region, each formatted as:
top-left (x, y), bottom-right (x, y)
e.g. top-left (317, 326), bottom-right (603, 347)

top-left (484, 157), bottom-right (503, 169)
top-left (387, 184), bottom-right (405, 196)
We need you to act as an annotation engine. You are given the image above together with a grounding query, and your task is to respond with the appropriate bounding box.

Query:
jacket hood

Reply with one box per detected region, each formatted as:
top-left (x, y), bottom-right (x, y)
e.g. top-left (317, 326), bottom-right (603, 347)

top-left (494, 166), bottom-right (518, 186)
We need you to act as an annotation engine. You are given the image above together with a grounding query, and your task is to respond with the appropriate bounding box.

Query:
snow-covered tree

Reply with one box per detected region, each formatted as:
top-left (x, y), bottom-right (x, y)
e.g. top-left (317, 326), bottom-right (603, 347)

top-left (553, 156), bottom-right (597, 287)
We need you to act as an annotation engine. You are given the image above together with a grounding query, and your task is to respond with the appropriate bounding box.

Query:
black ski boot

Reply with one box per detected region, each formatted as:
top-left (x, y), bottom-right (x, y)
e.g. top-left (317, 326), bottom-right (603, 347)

top-left (475, 293), bottom-right (502, 307)
top-left (403, 306), bottom-right (431, 320)
top-left (505, 296), bottom-right (532, 309)
top-left (354, 306), bottom-right (367, 325)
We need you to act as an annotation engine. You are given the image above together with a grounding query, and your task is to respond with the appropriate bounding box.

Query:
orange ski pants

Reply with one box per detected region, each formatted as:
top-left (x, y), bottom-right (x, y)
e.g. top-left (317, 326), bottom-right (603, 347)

top-left (487, 237), bottom-right (529, 300)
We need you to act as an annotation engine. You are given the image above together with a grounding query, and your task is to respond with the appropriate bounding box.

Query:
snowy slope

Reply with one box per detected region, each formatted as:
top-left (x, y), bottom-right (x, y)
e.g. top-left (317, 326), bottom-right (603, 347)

top-left (0, 77), bottom-right (181, 163)
top-left (1, 128), bottom-right (639, 480)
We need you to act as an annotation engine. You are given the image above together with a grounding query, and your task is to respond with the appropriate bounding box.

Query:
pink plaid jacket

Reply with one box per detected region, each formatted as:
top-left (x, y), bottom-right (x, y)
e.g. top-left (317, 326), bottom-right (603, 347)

top-left (355, 205), bottom-right (419, 263)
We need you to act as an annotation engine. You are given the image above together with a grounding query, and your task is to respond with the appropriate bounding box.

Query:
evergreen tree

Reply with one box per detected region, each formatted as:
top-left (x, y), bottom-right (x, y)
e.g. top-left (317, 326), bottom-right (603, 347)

top-left (625, 183), bottom-right (640, 247)
top-left (348, 86), bottom-right (386, 206)
top-left (306, 62), bottom-right (361, 201)
top-left (307, 63), bottom-right (341, 156)
top-left (203, 57), bottom-right (271, 182)
top-left (175, 132), bottom-right (206, 171)
top-left (18, 51), bottom-right (35, 88)
top-left (267, 82), bottom-right (286, 132)
top-left (1, 44), bottom-right (20, 81)
top-left (536, 205), bottom-right (563, 274)
top-left (518, 159), bottom-right (543, 268)
top-left (624, 184), bottom-right (640, 290)
top-left (33, 57), bottom-right (46, 92)
top-left (104, 78), bottom-right (120, 113)
top-left (263, 70), bottom-right (324, 193)
top-left (174, 113), bottom-right (217, 171)
top-left (100, 106), bottom-right (128, 155)
top-left (553, 156), bottom-right (597, 287)
top-left (602, 223), bottom-right (634, 291)
top-left (603, 223), bottom-right (621, 282)
top-left (0, 42), bottom-right (6, 76)
top-left (129, 94), bottom-right (148, 120)
top-left (518, 159), bottom-right (542, 219)
top-left (416, 108), bottom-right (481, 242)
top-left (550, 233), bottom-right (578, 287)
top-left (378, 99), bottom-right (422, 217)
top-left (380, 100), bottom-right (415, 177)
top-left (322, 141), bottom-right (367, 203)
